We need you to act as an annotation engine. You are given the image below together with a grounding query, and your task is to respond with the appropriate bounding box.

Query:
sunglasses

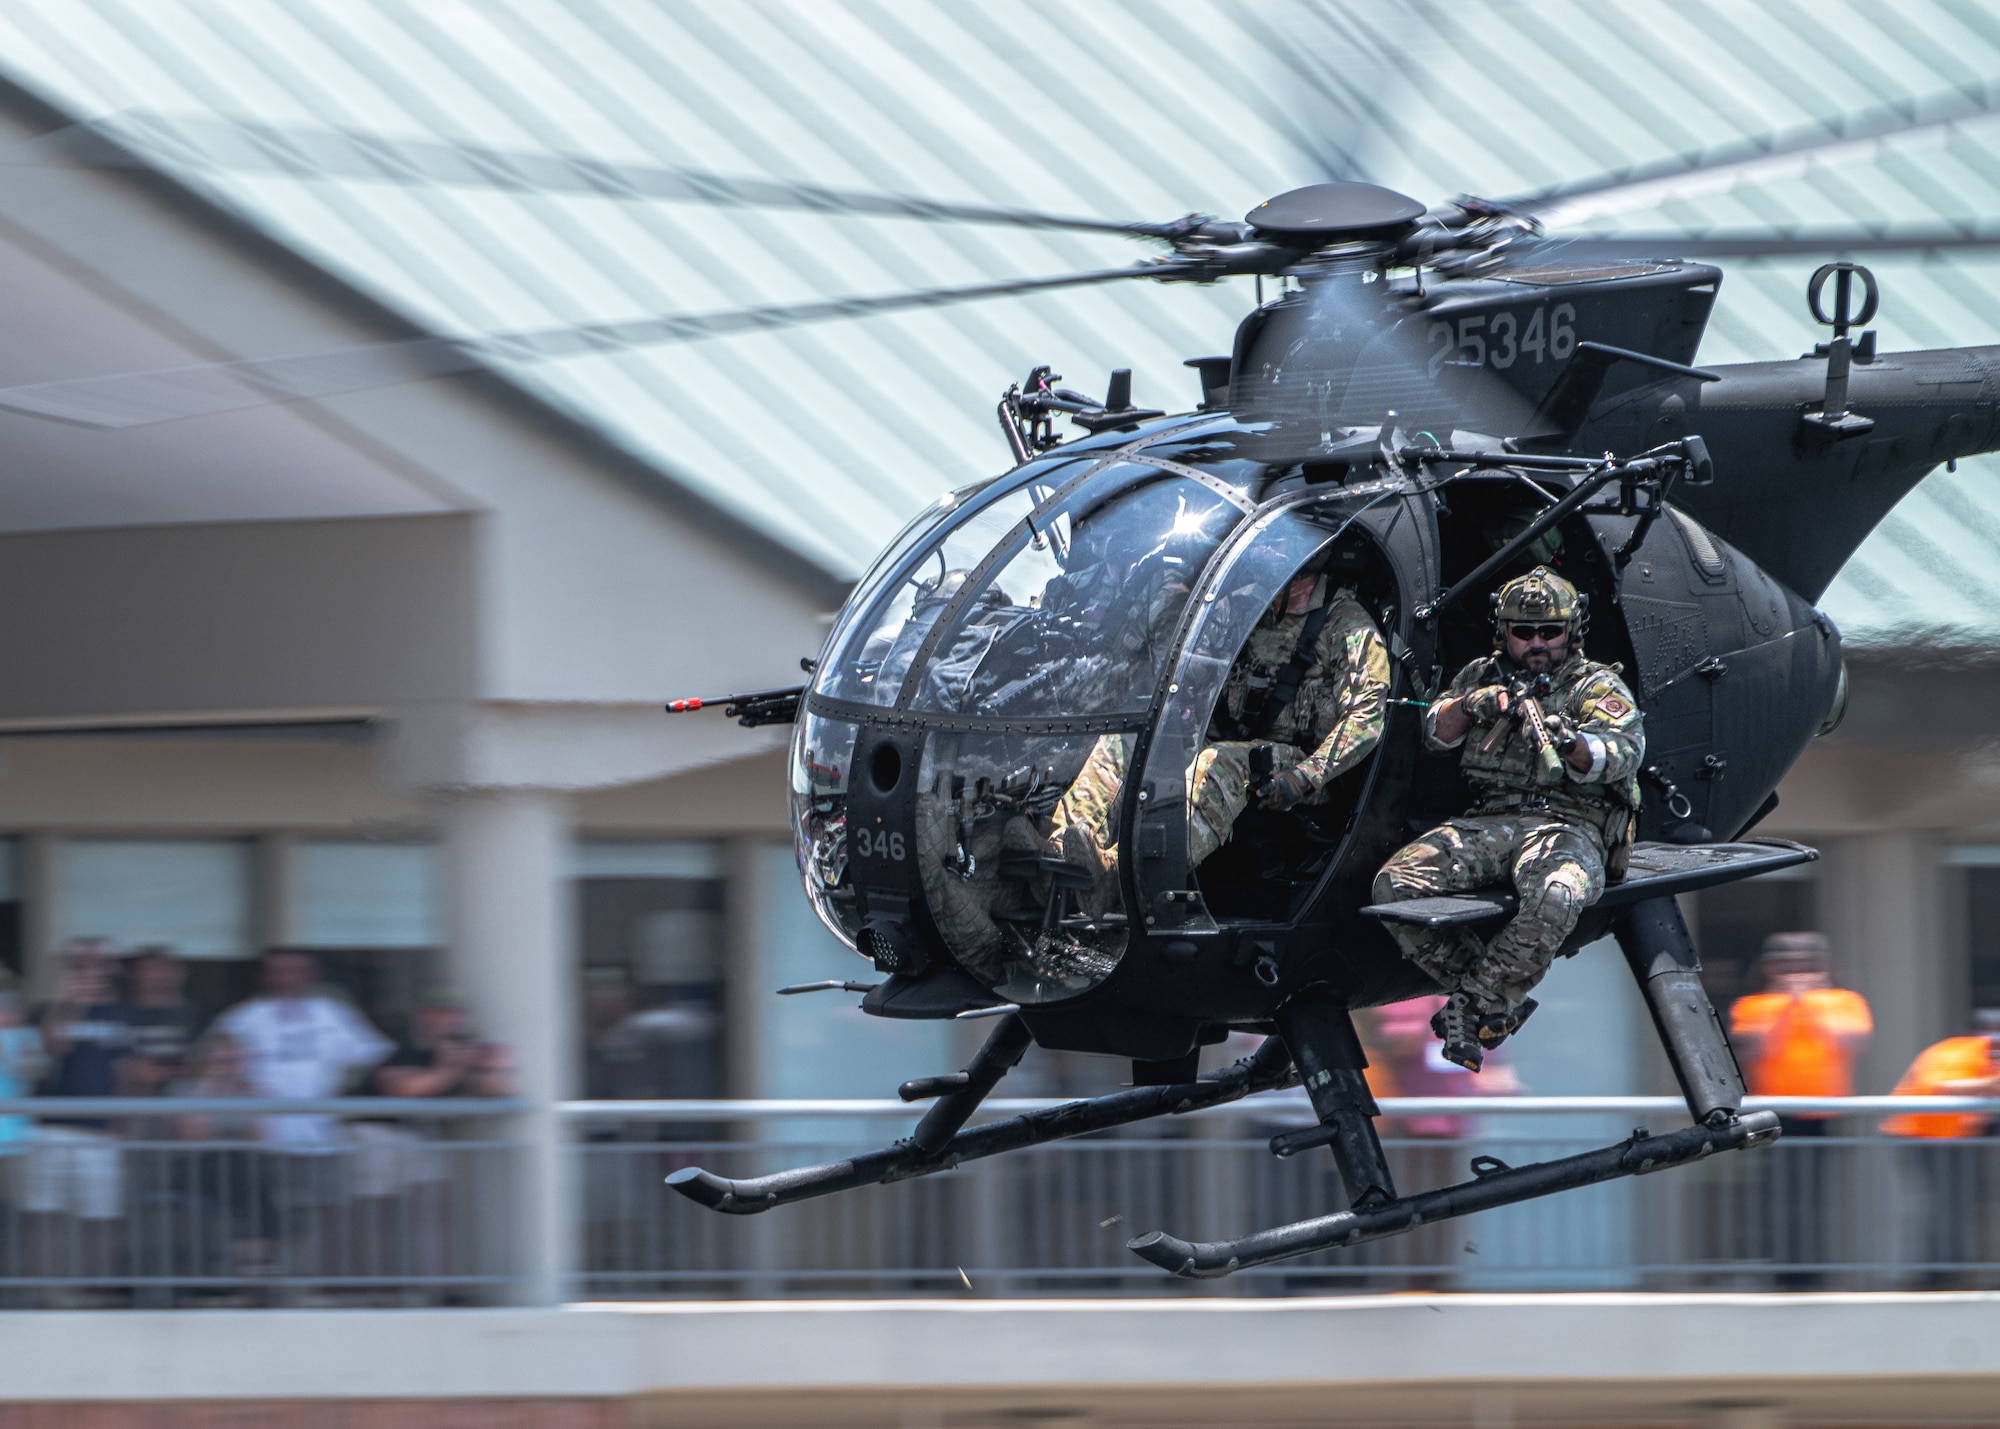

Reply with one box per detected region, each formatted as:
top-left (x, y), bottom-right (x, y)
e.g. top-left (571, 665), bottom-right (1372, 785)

top-left (1508, 623), bottom-right (1568, 642)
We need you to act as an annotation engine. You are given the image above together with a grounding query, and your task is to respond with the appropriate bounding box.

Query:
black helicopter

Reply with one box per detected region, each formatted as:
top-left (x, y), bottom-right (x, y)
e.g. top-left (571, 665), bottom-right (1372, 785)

top-left (658, 180), bottom-right (2000, 1277)
top-left (11, 109), bottom-right (1999, 1277)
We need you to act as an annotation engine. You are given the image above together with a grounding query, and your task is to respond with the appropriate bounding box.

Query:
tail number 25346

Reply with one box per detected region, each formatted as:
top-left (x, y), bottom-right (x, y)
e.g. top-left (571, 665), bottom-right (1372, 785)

top-left (1428, 302), bottom-right (1577, 376)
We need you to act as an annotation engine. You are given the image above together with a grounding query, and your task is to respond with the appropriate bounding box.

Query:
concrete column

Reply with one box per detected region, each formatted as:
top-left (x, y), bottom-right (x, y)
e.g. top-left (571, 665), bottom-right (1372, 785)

top-left (723, 836), bottom-right (775, 1102)
top-left (1817, 831), bottom-right (1950, 1095)
top-left (440, 788), bottom-right (576, 1306)
top-left (252, 831), bottom-right (294, 951)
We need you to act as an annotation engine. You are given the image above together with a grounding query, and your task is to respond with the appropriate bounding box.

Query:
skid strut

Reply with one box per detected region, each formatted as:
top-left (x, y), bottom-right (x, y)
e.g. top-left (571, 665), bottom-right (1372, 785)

top-left (1127, 894), bottom-right (1781, 1276)
top-left (1271, 999), bottom-right (1395, 1206)
top-left (666, 1017), bottom-right (1296, 1215)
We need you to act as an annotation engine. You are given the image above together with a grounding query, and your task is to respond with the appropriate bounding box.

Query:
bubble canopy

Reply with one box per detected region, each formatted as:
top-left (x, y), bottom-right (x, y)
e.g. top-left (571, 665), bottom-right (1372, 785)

top-left (790, 441), bottom-right (1406, 1006)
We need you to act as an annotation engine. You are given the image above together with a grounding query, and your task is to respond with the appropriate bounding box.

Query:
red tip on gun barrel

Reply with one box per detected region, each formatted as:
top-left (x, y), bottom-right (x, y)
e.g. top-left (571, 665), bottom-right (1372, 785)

top-left (664, 685), bottom-right (804, 727)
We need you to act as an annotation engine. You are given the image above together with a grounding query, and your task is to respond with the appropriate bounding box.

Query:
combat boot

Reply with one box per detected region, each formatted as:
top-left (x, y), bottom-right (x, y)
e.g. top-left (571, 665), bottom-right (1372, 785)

top-left (1476, 996), bottom-right (1538, 1051)
top-left (1429, 993), bottom-right (1483, 1072)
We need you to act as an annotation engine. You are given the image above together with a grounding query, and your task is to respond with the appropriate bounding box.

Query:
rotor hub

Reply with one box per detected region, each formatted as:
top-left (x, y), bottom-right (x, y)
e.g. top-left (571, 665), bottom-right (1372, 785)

top-left (1246, 183), bottom-right (1427, 246)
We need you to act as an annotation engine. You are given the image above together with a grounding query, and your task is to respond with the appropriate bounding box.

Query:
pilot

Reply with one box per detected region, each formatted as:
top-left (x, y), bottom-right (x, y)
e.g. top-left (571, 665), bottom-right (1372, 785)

top-left (1373, 566), bottom-right (1643, 1072)
top-left (1047, 551), bottom-right (1390, 911)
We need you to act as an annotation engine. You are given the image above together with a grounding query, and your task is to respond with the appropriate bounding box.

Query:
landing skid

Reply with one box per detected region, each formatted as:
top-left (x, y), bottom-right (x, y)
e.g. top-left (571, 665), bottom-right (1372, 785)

top-left (1132, 1110), bottom-right (1780, 1277)
top-left (666, 1022), bottom-right (1296, 1214)
top-left (666, 895), bottom-right (1781, 1277)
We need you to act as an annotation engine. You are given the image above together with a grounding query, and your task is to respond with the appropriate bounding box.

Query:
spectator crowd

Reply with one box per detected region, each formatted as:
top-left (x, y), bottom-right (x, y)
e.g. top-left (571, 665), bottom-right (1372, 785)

top-left (0, 926), bottom-right (1996, 1302)
top-left (0, 939), bottom-right (513, 1305)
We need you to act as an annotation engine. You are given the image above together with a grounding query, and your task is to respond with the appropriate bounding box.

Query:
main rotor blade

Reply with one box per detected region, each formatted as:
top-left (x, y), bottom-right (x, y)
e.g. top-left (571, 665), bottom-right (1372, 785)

top-left (1535, 227), bottom-right (2000, 258)
top-left (5, 113), bottom-right (1184, 241)
top-left (0, 264), bottom-right (1159, 429)
top-left (1506, 85), bottom-right (2000, 230)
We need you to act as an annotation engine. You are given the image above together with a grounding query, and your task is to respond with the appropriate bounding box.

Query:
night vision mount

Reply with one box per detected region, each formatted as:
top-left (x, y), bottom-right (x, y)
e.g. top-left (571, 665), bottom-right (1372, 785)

top-left (998, 365), bottom-right (1164, 463)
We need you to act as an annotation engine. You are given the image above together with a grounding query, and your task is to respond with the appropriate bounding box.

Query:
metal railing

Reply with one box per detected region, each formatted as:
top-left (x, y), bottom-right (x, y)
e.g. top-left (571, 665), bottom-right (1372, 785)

top-left (0, 1092), bottom-right (1990, 1305)
top-left (0, 1098), bottom-right (522, 1306)
top-left (565, 1094), bottom-right (2000, 1298)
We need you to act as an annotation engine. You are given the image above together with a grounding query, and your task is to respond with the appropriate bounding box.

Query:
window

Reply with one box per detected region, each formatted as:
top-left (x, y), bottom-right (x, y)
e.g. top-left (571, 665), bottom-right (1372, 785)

top-left (60, 839), bottom-right (252, 959)
top-left (287, 841), bottom-right (446, 1039)
top-left (293, 842), bottom-right (441, 949)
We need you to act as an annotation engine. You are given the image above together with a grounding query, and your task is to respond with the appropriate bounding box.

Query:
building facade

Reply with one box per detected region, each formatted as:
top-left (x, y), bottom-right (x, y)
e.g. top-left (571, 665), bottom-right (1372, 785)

top-left (0, 2), bottom-right (1995, 1307)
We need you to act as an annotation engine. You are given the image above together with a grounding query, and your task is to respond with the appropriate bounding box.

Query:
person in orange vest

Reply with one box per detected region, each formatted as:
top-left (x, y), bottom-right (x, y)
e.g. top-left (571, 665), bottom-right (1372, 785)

top-left (1727, 932), bottom-right (1873, 1287)
top-left (1880, 1009), bottom-right (2000, 1288)
top-left (1730, 933), bottom-right (1874, 1118)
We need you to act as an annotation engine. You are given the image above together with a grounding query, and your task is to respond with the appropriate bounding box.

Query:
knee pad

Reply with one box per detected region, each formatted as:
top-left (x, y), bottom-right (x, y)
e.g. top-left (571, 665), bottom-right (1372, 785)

top-left (1375, 845), bottom-right (1443, 902)
top-left (1518, 878), bottom-right (1584, 938)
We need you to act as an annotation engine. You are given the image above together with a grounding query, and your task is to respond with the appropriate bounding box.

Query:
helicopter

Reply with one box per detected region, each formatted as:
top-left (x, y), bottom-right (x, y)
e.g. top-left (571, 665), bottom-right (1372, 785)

top-left (660, 182), bottom-right (2000, 1278)
top-left (10, 110), bottom-right (2000, 1277)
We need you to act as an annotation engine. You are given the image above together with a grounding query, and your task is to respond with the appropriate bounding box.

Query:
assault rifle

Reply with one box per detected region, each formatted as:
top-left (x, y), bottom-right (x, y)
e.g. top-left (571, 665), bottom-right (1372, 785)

top-left (1476, 672), bottom-right (1573, 784)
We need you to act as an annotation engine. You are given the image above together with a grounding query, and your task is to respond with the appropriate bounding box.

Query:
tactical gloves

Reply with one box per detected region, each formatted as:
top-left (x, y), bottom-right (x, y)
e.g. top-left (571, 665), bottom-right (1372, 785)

top-left (1261, 766), bottom-right (1317, 811)
top-left (1460, 684), bottom-right (1511, 724)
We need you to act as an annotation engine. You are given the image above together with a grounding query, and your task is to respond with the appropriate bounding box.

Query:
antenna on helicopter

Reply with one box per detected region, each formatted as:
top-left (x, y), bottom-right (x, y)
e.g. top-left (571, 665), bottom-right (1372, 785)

top-left (1800, 261), bottom-right (1880, 441)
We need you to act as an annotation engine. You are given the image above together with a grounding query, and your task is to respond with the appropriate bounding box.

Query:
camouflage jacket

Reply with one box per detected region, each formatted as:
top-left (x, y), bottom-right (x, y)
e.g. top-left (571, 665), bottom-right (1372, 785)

top-left (1423, 652), bottom-right (1644, 831)
top-left (1210, 580), bottom-right (1390, 795)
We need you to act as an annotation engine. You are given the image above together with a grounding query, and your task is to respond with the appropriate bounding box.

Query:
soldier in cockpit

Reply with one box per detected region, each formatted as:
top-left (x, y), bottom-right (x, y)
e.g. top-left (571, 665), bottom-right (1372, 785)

top-left (1047, 550), bottom-right (1390, 913)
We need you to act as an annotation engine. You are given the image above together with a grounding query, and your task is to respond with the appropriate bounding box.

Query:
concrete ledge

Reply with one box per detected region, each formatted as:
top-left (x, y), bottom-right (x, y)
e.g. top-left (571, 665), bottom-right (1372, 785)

top-left (0, 1295), bottom-right (1994, 1424)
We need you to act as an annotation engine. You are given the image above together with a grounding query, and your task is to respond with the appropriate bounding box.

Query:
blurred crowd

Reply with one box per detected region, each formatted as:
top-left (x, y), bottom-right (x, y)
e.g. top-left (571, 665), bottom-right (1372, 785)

top-left (0, 939), bottom-right (514, 1306)
top-left (1723, 932), bottom-right (2000, 1288)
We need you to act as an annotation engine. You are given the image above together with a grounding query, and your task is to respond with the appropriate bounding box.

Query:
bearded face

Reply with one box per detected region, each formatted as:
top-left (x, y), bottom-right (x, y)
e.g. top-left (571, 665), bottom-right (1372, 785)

top-left (1503, 621), bottom-right (1569, 673)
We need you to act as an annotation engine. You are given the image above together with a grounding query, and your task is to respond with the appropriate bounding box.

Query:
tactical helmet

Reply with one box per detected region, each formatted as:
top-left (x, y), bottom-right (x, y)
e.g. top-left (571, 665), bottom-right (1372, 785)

top-left (1492, 566), bottom-right (1586, 647)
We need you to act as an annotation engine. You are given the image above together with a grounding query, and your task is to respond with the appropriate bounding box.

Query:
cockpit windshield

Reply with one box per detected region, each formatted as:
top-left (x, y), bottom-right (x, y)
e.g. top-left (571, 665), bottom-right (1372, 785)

top-left (812, 466), bottom-right (1078, 707)
top-left (907, 471), bottom-right (1242, 718)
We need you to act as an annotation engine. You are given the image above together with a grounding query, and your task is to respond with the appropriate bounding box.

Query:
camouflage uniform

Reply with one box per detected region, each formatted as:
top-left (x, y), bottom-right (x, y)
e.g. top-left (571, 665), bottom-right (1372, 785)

top-left (1050, 577), bottom-right (1389, 875)
top-left (1374, 638), bottom-right (1644, 1017)
top-left (916, 533), bottom-right (1203, 967)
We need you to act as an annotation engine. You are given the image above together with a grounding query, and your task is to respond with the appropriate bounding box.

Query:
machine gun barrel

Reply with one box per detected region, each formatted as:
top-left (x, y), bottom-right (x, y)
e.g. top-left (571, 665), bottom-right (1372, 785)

top-left (1423, 463), bottom-right (1623, 619)
top-left (1417, 439), bottom-right (1707, 620)
top-left (665, 684), bottom-right (805, 727)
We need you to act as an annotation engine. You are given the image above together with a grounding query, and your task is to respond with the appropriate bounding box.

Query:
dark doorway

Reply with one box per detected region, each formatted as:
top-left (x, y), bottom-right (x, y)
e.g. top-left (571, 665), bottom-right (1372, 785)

top-left (1693, 872), bottom-right (1818, 1012)
top-left (578, 867), bottom-right (727, 1101)
top-left (1964, 866), bottom-right (2000, 1015)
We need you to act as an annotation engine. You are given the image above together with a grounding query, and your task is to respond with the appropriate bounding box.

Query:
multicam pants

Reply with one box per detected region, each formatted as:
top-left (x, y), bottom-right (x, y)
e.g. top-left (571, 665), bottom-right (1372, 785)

top-left (1050, 734), bottom-right (1308, 869)
top-left (1371, 811), bottom-right (1607, 1011)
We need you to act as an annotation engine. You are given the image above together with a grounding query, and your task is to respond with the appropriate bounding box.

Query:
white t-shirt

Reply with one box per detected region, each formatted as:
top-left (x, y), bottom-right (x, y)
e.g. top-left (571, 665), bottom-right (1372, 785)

top-left (217, 995), bottom-right (392, 1144)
